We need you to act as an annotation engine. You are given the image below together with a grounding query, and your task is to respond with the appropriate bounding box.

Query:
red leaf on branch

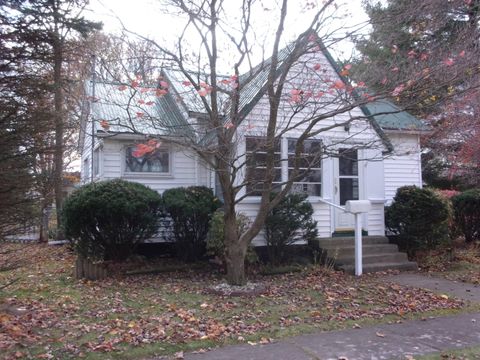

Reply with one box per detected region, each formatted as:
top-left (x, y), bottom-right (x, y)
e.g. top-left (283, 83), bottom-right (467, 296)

top-left (182, 81), bottom-right (192, 86)
top-left (313, 63), bottom-right (321, 71)
top-left (136, 112), bottom-right (144, 118)
top-left (118, 85), bottom-right (127, 91)
top-left (392, 84), bottom-right (405, 96)
top-left (156, 89), bottom-right (168, 97)
top-left (99, 120), bottom-right (110, 130)
top-left (443, 58), bottom-right (455, 66)
top-left (160, 81), bottom-right (169, 88)
top-left (332, 80), bottom-right (346, 90)
top-left (131, 80), bottom-right (139, 88)
top-left (132, 143), bottom-right (155, 157)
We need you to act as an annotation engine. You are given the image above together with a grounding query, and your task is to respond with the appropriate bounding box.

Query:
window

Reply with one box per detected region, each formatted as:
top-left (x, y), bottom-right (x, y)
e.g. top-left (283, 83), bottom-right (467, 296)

top-left (288, 139), bottom-right (322, 196)
top-left (93, 148), bottom-right (100, 176)
top-left (125, 146), bottom-right (170, 173)
top-left (338, 148), bottom-right (359, 205)
top-left (83, 157), bottom-right (90, 181)
top-left (245, 137), bottom-right (281, 196)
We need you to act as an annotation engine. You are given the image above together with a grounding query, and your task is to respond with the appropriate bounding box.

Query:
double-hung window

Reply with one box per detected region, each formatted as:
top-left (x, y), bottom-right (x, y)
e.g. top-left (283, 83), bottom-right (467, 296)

top-left (288, 139), bottom-right (322, 196)
top-left (245, 137), bottom-right (282, 196)
top-left (125, 146), bottom-right (170, 174)
top-left (245, 137), bottom-right (322, 197)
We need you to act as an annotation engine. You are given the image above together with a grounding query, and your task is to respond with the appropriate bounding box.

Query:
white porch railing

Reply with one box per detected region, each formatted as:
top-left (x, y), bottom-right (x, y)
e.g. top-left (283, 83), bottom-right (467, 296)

top-left (317, 198), bottom-right (371, 276)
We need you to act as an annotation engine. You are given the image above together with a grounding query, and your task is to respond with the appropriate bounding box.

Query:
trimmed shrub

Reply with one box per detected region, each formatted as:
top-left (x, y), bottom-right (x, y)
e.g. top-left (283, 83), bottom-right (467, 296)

top-left (264, 193), bottom-right (318, 265)
top-left (62, 179), bottom-right (162, 262)
top-left (162, 186), bottom-right (221, 262)
top-left (206, 210), bottom-right (258, 266)
top-left (452, 189), bottom-right (480, 243)
top-left (385, 186), bottom-right (450, 255)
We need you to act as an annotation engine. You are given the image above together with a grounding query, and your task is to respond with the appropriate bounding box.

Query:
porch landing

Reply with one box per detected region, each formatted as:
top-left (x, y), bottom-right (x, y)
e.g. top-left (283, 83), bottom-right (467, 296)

top-left (311, 236), bottom-right (418, 273)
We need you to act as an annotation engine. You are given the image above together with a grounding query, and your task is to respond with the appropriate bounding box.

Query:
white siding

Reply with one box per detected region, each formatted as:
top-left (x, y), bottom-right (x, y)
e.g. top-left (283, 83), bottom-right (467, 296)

top-left (384, 133), bottom-right (422, 204)
top-left (233, 50), bottom-right (385, 241)
top-left (80, 118), bottom-right (93, 184)
top-left (101, 139), bottom-right (209, 194)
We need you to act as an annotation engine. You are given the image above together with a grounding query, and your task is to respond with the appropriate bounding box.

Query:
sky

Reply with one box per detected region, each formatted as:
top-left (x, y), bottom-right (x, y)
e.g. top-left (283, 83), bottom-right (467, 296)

top-left (84, 0), bottom-right (371, 69)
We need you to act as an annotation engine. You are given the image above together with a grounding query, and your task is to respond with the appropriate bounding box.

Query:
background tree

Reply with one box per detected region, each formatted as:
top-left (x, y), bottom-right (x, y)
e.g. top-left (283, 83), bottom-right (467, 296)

top-left (351, 0), bottom-right (480, 188)
top-left (0, 0), bottom-right (101, 239)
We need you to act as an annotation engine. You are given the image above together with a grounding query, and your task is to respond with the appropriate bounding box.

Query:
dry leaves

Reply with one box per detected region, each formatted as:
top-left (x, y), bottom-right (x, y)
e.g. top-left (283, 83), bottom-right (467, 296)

top-left (0, 243), bottom-right (465, 359)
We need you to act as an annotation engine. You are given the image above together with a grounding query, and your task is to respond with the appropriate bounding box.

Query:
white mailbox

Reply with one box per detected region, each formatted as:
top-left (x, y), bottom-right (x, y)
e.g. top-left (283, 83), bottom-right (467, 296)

top-left (345, 200), bottom-right (371, 214)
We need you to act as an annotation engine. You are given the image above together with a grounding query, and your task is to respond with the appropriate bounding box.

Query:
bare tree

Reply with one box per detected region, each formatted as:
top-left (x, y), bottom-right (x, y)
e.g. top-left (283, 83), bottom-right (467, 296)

top-left (90, 0), bottom-right (477, 284)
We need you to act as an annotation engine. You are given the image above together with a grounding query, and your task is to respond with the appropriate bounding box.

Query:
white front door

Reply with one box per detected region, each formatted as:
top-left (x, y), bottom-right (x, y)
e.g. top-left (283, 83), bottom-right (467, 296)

top-left (334, 149), bottom-right (359, 231)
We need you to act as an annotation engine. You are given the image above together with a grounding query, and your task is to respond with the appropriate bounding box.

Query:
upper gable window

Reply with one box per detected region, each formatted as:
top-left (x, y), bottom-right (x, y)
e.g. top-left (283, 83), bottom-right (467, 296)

top-left (125, 146), bottom-right (170, 173)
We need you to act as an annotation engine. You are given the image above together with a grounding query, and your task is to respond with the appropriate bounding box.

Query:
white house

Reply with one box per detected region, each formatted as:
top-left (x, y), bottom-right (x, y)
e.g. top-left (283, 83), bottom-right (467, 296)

top-left (79, 44), bottom-right (427, 248)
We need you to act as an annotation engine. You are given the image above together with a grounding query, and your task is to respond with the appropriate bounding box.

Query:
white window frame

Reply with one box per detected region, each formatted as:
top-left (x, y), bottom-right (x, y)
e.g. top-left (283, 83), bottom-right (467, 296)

top-left (287, 138), bottom-right (323, 197)
top-left (122, 144), bottom-right (173, 177)
top-left (244, 136), bottom-right (322, 198)
top-left (245, 137), bottom-right (282, 196)
top-left (92, 145), bottom-right (102, 178)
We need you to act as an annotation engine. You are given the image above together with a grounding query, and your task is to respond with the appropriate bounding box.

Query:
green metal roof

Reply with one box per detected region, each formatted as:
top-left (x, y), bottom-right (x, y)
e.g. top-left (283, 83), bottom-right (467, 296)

top-left (87, 80), bottom-right (194, 138)
top-left (362, 99), bottom-right (429, 132)
top-left (164, 45), bottom-right (293, 121)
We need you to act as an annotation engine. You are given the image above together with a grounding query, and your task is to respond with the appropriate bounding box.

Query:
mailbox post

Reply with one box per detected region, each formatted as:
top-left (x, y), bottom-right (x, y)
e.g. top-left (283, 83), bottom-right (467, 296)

top-left (345, 200), bottom-right (372, 276)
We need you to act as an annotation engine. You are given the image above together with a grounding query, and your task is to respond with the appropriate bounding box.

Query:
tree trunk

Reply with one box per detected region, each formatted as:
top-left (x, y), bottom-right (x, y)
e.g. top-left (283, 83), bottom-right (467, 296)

top-left (225, 241), bottom-right (246, 285)
top-left (38, 204), bottom-right (49, 243)
top-left (52, 7), bottom-right (64, 240)
top-left (223, 202), bottom-right (247, 285)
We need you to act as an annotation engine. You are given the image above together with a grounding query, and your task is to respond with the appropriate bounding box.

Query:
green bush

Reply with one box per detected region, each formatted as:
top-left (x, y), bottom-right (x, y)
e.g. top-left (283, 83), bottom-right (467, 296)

top-left (452, 189), bottom-right (480, 243)
top-left (62, 179), bottom-right (162, 262)
top-left (385, 186), bottom-right (450, 255)
top-left (264, 193), bottom-right (318, 265)
top-left (206, 210), bottom-right (258, 266)
top-left (162, 186), bottom-right (221, 262)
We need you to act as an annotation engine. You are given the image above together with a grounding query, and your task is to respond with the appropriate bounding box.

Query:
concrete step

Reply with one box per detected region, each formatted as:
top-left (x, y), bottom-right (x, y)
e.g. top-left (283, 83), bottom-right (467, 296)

top-left (336, 252), bottom-right (409, 266)
top-left (341, 261), bottom-right (418, 274)
top-left (312, 235), bottom-right (416, 274)
top-left (320, 243), bottom-right (399, 257)
top-left (315, 236), bottom-right (389, 248)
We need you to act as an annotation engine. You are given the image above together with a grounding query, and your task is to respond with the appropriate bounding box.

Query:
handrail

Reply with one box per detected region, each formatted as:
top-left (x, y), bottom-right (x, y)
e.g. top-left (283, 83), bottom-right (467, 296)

top-left (316, 198), bottom-right (372, 277)
top-left (317, 198), bottom-right (349, 212)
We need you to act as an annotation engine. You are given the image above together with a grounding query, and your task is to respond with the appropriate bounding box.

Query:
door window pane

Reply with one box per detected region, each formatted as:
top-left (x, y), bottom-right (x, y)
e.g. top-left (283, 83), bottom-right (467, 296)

top-left (340, 178), bottom-right (359, 205)
top-left (339, 149), bottom-right (358, 176)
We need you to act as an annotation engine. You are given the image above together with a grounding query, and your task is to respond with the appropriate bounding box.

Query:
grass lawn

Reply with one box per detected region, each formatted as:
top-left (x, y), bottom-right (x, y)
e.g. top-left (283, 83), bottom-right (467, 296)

top-left (0, 243), bottom-right (474, 360)
top-left (416, 345), bottom-right (480, 359)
